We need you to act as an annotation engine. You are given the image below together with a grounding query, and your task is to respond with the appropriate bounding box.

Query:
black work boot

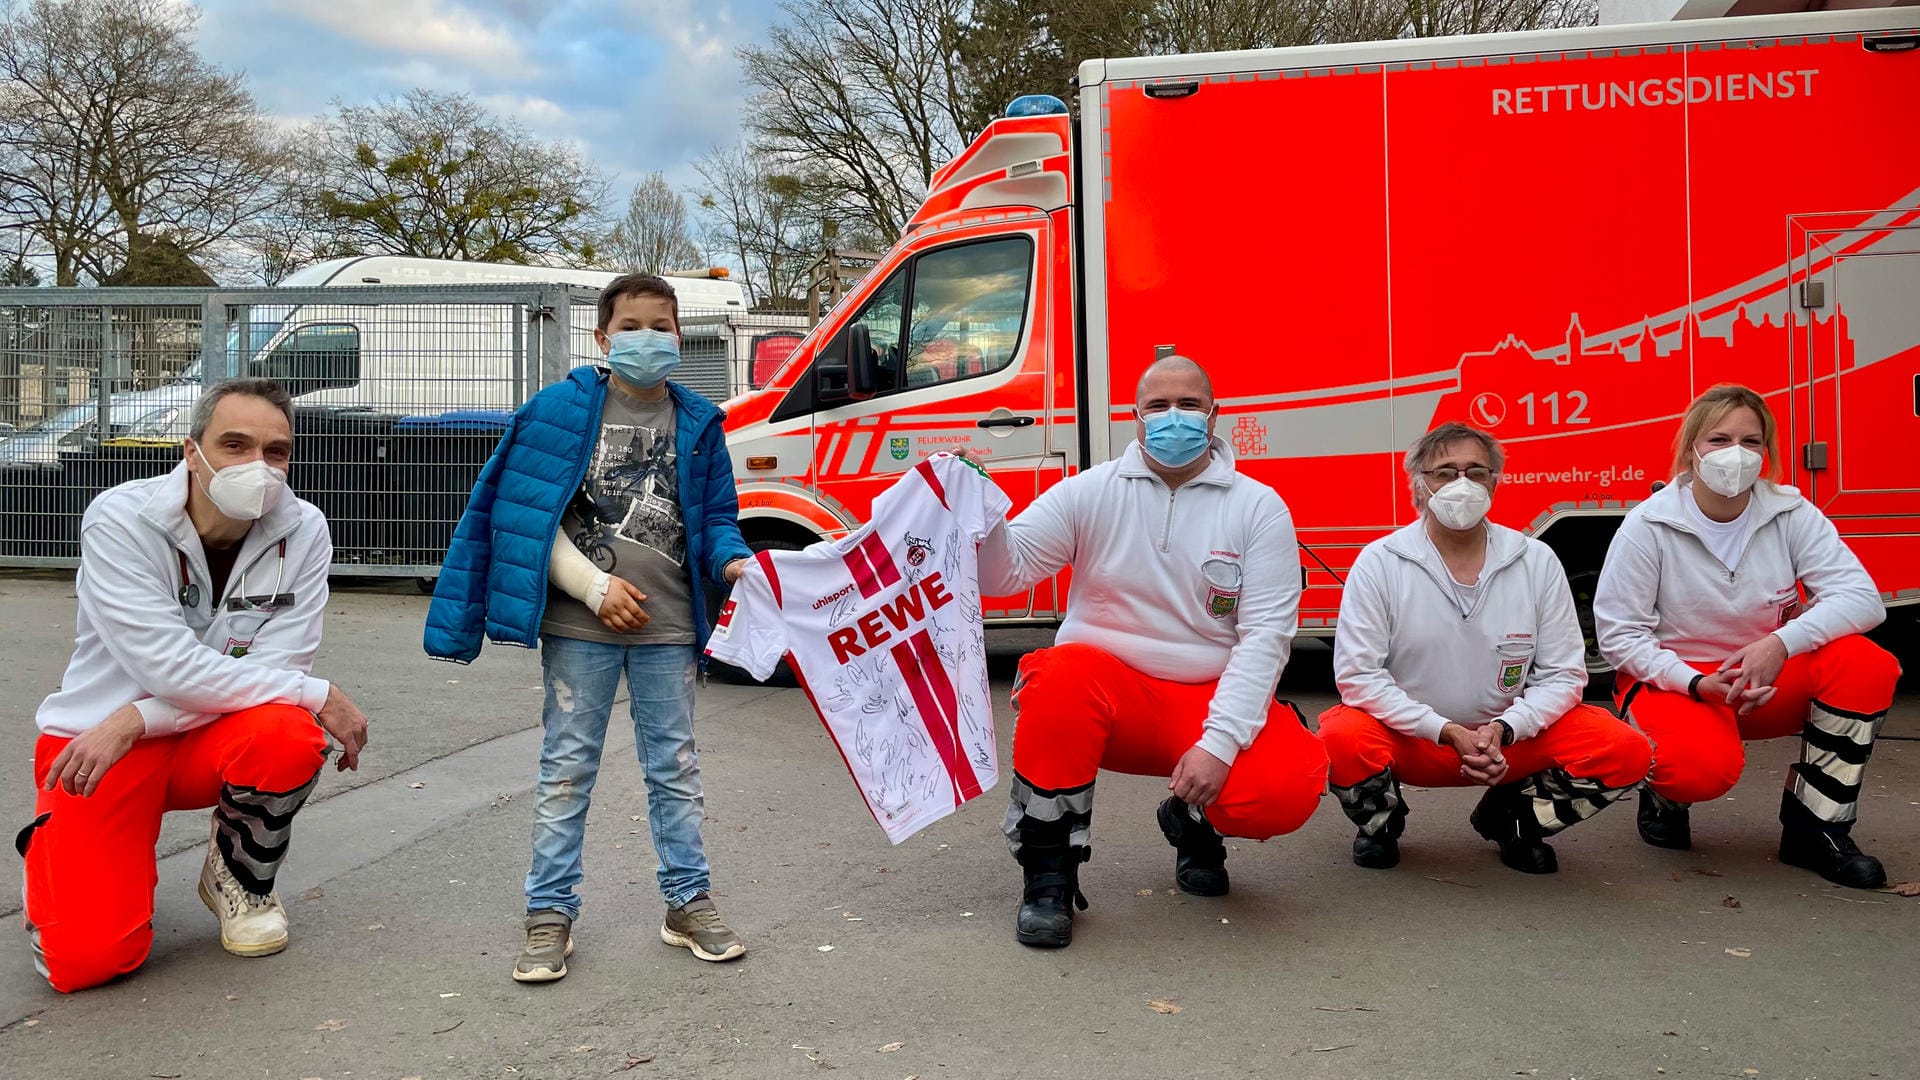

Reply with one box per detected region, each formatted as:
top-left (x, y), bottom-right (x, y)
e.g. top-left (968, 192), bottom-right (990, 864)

top-left (1333, 769), bottom-right (1409, 870)
top-left (1352, 803), bottom-right (1408, 870)
top-left (1014, 840), bottom-right (1088, 948)
top-left (1470, 783), bottom-right (1558, 875)
top-left (1636, 786), bottom-right (1692, 850)
top-left (1156, 795), bottom-right (1229, 897)
top-left (1779, 792), bottom-right (1886, 889)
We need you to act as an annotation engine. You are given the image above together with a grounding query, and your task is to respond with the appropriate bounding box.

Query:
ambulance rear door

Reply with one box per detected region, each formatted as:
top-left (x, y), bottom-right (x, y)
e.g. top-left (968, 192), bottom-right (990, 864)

top-left (1792, 214), bottom-right (1920, 593)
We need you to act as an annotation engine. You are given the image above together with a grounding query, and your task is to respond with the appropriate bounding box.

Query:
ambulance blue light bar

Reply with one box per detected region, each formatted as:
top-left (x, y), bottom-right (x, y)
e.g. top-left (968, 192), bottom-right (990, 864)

top-left (1006, 95), bottom-right (1069, 117)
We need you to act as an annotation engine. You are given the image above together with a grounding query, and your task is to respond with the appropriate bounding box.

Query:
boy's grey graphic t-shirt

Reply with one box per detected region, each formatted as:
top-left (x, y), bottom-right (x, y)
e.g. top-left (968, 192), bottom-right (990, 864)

top-left (541, 390), bottom-right (695, 645)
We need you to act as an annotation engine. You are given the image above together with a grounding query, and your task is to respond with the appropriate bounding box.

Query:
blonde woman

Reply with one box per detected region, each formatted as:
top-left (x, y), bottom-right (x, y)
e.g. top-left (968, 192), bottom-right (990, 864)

top-left (1593, 384), bottom-right (1900, 888)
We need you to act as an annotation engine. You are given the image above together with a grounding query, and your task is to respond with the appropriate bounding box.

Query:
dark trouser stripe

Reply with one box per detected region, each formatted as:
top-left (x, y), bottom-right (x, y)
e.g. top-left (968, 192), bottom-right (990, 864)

top-left (1618, 680), bottom-right (1647, 720)
top-left (214, 772), bottom-right (320, 895)
top-left (1787, 702), bottom-right (1884, 825)
top-left (1522, 768), bottom-right (1633, 836)
top-left (1003, 772), bottom-right (1093, 857)
top-left (1330, 768), bottom-right (1405, 837)
top-left (1808, 697), bottom-right (1890, 724)
top-left (1789, 763), bottom-right (1861, 808)
top-left (1799, 723), bottom-right (1874, 765)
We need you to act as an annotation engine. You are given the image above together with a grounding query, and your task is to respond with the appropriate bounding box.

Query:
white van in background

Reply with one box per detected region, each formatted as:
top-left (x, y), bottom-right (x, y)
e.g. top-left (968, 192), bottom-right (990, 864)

top-left (253, 255), bottom-right (751, 413)
top-left (103, 256), bottom-right (765, 441)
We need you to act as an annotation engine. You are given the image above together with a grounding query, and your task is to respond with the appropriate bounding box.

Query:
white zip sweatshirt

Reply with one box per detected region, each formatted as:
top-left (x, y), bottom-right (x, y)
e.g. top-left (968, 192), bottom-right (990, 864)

top-left (1593, 478), bottom-right (1884, 694)
top-left (34, 461), bottom-right (333, 738)
top-left (978, 439), bottom-right (1299, 766)
top-left (1334, 521), bottom-right (1587, 744)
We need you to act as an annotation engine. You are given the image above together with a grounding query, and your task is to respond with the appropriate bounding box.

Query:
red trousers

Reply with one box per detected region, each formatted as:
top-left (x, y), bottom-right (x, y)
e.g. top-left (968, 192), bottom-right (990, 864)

top-left (1010, 643), bottom-right (1328, 840)
top-left (21, 705), bottom-right (327, 993)
top-left (1613, 634), bottom-right (1900, 807)
top-left (1319, 703), bottom-right (1652, 790)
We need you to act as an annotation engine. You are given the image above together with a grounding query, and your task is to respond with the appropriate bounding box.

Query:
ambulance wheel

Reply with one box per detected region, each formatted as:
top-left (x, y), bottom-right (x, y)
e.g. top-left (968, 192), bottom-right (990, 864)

top-left (706, 538), bottom-right (805, 687)
top-left (1567, 567), bottom-right (1614, 700)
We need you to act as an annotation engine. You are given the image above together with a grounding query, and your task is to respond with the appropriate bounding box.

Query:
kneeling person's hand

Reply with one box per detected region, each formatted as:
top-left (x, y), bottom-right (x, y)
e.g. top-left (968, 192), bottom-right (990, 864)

top-left (318, 685), bottom-right (370, 772)
top-left (44, 703), bottom-right (144, 797)
top-left (1442, 722), bottom-right (1508, 786)
top-left (1169, 744), bottom-right (1231, 808)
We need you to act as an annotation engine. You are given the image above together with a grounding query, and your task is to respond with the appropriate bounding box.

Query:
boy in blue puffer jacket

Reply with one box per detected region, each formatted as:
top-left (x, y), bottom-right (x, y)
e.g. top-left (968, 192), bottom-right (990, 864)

top-left (424, 273), bottom-right (753, 983)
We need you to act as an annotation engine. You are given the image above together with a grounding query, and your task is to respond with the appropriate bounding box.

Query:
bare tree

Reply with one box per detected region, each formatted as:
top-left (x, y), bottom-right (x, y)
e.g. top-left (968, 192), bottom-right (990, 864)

top-left (1389, 0), bottom-right (1594, 38)
top-left (226, 178), bottom-right (349, 284)
top-left (740, 0), bottom-right (973, 243)
top-left (959, 0), bottom-right (1592, 98)
top-left (0, 0), bottom-right (283, 285)
top-left (690, 144), bottom-right (827, 311)
top-left (600, 172), bottom-right (703, 275)
top-left (749, 0), bottom-right (1593, 261)
top-left (299, 90), bottom-right (608, 264)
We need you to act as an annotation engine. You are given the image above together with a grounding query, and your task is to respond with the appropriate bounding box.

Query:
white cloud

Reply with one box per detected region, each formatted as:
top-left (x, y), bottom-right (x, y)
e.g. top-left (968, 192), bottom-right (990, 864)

top-left (270, 0), bottom-right (531, 75)
top-left (621, 0), bottom-right (733, 64)
top-left (476, 93), bottom-right (571, 129)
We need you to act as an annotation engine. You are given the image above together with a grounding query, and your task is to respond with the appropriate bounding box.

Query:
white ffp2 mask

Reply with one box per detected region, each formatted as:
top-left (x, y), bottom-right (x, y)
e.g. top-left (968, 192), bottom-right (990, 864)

top-left (195, 446), bottom-right (287, 521)
top-left (1425, 476), bottom-right (1493, 531)
top-left (1694, 445), bottom-right (1763, 498)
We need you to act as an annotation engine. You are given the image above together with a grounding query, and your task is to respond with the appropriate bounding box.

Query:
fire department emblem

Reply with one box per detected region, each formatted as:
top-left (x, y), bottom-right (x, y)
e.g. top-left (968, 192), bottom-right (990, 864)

top-left (889, 436), bottom-right (910, 460)
top-left (1202, 559), bottom-right (1242, 619)
top-left (1498, 658), bottom-right (1526, 693)
top-left (1230, 417), bottom-right (1267, 458)
top-left (904, 533), bottom-right (933, 567)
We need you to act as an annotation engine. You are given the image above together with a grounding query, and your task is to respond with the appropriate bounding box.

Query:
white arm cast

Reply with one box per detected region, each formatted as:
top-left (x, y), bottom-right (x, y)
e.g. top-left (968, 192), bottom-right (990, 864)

top-left (549, 526), bottom-right (612, 614)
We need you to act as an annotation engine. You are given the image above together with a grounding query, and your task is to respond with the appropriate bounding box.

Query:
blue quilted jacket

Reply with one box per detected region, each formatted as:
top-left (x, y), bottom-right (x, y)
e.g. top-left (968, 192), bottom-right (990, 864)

top-left (422, 367), bottom-right (753, 664)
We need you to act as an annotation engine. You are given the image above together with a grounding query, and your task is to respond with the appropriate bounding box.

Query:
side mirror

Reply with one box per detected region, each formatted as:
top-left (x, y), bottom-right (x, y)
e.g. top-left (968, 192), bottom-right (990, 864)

top-left (815, 322), bottom-right (880, 404)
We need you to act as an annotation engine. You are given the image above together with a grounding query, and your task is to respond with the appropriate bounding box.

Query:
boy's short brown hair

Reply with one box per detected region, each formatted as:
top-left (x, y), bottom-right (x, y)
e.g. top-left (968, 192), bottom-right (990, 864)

top-left (598, 273), bottom-right (679, 331)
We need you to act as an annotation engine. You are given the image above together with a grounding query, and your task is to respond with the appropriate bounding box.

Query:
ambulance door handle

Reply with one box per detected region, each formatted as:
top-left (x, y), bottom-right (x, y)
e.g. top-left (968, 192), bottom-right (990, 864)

top-left (977, 415), bottom-right (1036, 429)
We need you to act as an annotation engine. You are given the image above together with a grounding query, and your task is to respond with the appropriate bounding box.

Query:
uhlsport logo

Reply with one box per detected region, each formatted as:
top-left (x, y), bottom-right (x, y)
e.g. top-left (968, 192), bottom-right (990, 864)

top-left (889, 436), bottom-right (909, 461)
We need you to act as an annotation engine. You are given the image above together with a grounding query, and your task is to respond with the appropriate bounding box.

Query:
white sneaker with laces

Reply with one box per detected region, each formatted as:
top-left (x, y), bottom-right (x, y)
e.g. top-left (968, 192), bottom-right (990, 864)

top-left (198, 844), bottom-right (289, 957)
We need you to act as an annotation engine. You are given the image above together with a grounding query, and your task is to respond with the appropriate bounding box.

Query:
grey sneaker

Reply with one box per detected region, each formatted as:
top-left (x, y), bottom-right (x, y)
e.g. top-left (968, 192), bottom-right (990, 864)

top-left (512, 911), bottom-right (573, 983)
top-left (660, 893), bottom-right (745, 962)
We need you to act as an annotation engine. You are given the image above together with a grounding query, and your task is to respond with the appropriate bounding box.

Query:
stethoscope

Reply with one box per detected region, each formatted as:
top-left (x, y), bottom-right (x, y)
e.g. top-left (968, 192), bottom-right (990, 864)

top-left (177, 538), bottom-right (287, 611)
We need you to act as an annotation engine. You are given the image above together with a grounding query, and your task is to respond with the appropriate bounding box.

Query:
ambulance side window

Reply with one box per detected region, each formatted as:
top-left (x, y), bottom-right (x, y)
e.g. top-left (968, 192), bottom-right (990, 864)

top-left (900, 238), bottom-right (1032, 391)
top-left (772, 235), bottom-right (1033, 422)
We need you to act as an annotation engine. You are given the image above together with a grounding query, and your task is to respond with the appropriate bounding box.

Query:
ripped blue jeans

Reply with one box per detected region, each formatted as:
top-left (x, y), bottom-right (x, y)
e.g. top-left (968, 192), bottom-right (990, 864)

top-left (525, 635), bottom-right (707, 919)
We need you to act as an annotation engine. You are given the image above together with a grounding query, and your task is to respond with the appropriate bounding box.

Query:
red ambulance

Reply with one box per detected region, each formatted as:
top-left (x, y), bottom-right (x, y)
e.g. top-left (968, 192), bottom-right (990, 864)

top-left (718, 8), bottom-right (1920, 681)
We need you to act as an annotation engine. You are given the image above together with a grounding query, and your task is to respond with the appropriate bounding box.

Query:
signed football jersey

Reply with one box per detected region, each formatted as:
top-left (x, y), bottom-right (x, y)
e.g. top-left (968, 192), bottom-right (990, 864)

top-left (706, 454), bottom-right (1011, 843)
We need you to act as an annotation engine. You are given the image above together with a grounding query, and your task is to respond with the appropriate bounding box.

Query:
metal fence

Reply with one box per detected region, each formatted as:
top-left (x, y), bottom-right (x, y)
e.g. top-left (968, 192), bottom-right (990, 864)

top-left (0, 284), bottom-right (739, 578)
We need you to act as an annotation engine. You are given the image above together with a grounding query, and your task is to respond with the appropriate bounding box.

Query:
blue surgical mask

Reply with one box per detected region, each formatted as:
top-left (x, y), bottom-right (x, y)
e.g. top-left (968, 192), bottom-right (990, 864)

top-left (1140, 406), bottom-right (1212, 468)
top-left (605, 329), bottom-right (680, 388)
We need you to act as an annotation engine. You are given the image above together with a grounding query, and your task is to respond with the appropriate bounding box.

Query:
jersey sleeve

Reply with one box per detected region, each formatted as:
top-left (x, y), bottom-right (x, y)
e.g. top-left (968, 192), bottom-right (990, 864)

top-left (703, 558), bottom-right (790, 680)
top-left (926, 453), bottom-right (1013, 543)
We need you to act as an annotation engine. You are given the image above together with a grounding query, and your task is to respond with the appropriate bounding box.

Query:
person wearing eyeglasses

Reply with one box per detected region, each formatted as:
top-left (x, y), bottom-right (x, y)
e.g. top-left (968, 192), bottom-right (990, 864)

top-left (1320, 423), bottom-right (1651, 874)
top-left (976, 354), bottom-right (1326, 949)
top-left (1593, 384), bottom-right (1900, 888)
top-left (20, 378), bottom-right (370, 992)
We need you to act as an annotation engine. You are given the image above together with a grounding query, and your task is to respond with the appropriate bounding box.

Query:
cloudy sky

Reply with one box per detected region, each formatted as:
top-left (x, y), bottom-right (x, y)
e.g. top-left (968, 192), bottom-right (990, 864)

top-left (189, 0), bottom-right (785, 196)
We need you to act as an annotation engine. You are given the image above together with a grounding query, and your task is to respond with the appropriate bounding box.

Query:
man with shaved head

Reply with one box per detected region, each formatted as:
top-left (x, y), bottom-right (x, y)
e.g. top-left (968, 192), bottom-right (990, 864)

top-left (977, 355), bottom-right (1326, 948)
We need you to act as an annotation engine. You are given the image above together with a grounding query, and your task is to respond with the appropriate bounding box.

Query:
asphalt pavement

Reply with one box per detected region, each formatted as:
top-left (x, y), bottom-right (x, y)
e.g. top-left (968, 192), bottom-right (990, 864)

top-left (1, 573), bottom-right (1916, 1080)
